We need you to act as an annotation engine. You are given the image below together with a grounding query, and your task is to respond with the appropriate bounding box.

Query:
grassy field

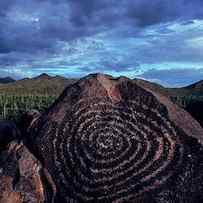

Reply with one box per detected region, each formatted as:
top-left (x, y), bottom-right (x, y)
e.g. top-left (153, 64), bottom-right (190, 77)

top-left (0, 94), bottom-right (57, 121)
top-left (0, 74), bottom-right (75, 122)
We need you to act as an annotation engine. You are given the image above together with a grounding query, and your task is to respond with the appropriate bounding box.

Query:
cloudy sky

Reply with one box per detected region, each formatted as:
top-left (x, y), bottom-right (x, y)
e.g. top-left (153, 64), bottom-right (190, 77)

top-left (1, 0), bottom-right (203, 86)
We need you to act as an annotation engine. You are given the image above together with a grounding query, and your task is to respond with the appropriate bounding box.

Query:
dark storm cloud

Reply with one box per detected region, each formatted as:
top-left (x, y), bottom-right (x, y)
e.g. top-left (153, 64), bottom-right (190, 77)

top-left (68, 0), bottom-right (203, 27)
top-left (1, 0), bottom-right (203, 54)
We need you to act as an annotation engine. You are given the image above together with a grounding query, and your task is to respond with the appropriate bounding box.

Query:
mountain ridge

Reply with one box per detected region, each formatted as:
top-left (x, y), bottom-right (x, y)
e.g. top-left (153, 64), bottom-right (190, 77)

top-left (0, 77), bottom-right (16, 84)
top-left (0, 73), bottom-right (203, 97)
top-left (0, 73), bottom-right (202, 111)
top-left (0, 73), bottom-right (77, 95)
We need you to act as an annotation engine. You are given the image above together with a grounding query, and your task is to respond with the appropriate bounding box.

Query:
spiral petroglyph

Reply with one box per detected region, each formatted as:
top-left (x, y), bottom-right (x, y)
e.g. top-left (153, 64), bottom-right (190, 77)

top-left (28, 74), bottom-right (203, 202)
top-left (46, 94), bottom-right (184, 202)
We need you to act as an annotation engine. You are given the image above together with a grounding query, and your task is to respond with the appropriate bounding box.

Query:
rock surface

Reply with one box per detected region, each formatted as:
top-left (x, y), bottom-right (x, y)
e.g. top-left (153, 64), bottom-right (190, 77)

top-left (0, 141), bottom-right (45, 203)
top-left (26, 74), bottom-right (203, 202)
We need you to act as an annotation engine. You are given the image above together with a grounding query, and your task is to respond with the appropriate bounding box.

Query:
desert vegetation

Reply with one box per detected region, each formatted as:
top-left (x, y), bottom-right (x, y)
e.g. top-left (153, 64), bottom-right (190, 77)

top-left (0, 94), bottom-right (57, 121)
top-left (170, 95), bottom-right (203, 108)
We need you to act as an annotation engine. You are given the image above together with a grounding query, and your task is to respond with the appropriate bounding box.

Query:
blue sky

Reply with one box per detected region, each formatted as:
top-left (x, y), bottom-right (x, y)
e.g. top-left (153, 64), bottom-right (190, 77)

top-left (1, 0), bottom-right (203, 86)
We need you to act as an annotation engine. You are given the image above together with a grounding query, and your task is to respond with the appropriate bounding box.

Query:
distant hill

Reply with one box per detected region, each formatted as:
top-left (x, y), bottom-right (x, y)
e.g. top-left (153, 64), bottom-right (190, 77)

top-left (0, 73), bottom-right (202, 98)
top-left (0, 77), bottom-right (15, 84)
top-left (182, 80), bottom-right (203, 96)
top-left (0, 73), bottom-right (203, 98)
top-left (0, 73), bottom-right (77, 95)
top-left (134, 78), bottom-right (203, 98)
top-left (186, 80), bottom-right (203, 89)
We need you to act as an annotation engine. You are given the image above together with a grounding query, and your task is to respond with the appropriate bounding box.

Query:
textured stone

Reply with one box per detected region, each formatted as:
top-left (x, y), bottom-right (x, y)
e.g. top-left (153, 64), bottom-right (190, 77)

top-left (0, 141), bottom-right (45, 203)
top-left (27, 74), bottom-right (203, 202)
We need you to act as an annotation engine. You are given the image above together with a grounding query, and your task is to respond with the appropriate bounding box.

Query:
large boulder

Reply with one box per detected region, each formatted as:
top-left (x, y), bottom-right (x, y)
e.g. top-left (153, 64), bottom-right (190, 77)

top-left (27, 74), bottom-right (203, 202)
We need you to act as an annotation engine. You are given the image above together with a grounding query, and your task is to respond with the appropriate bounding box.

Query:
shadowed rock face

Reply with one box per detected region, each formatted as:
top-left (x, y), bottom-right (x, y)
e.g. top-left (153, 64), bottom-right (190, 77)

top-left (27, 74), bottom-right (203, 203)
top-left (0, 121), bottom-right (21, 150)
top-left (19, 110), bottom-right (41, 137)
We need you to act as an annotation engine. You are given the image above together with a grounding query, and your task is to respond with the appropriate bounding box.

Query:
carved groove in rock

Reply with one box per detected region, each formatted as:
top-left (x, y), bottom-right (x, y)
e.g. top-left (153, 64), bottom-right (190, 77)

top-left (46, 96), bottom-right (184, 202)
